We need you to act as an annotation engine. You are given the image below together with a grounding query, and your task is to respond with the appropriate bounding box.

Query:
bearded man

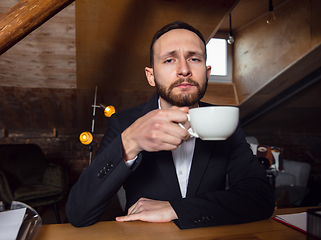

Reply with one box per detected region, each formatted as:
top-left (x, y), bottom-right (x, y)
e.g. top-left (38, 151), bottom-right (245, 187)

top-left (66, 21), bottom-right (274, 229)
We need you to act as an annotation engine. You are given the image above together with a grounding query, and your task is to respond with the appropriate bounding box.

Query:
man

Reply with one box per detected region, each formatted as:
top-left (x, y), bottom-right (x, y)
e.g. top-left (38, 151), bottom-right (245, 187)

top-left (66, 21), bottom-right (275, 229)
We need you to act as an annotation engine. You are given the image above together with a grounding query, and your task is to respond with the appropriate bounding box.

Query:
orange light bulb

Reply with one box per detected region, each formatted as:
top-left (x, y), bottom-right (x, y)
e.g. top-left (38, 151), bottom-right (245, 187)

top-left (79, 132), bottom-right (93, 145)
top-left (104, 105), bottom-right (115, 117)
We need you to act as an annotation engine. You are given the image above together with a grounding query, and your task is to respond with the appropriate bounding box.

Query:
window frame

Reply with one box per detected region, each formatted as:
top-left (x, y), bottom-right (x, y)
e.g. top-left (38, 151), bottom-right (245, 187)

top-left (207, 32), bottom-right (233, 83)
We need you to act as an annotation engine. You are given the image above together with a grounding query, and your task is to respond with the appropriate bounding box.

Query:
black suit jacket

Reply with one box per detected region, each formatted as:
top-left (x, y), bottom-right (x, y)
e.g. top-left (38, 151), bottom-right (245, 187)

top-left (66, 94), bottom-right (275, 229)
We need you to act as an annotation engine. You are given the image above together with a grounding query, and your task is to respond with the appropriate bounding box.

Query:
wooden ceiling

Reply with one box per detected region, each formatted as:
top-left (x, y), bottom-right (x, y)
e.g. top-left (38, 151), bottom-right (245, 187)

top-left (0, 0), bottom-right (76, 89)
top-left (1, 0), bottom-right (290, 90)
top-left (242, 71), bottom-right (321, 135)
top-left (0, 0), bottom-right (320, 136)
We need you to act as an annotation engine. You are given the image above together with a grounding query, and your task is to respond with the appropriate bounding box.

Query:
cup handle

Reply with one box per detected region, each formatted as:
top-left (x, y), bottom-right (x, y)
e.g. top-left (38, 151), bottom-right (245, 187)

top-left (178, 114), bottom-right (200, 138)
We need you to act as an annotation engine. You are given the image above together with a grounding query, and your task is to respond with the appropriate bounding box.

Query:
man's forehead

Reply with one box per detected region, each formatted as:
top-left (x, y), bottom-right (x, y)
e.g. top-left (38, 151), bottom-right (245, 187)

top-left (154, 29), bottom-right (206, 54)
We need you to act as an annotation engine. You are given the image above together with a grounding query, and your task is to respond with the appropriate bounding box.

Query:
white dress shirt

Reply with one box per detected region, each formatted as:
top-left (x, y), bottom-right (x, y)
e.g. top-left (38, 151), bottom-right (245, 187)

top-left (172, 130), bottom-right (195, 198)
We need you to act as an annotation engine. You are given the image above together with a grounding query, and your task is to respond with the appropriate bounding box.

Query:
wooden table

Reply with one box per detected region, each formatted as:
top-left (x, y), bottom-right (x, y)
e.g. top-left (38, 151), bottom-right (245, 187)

top-left (34, 207), bottom-right (317, 240)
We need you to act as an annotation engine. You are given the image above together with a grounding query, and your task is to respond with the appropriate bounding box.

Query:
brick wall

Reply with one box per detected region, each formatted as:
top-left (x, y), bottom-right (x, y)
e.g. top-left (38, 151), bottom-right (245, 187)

top-left (0, 133), bottom-right (104, 184)
top-left (2, 131), bottom-right (321, 183)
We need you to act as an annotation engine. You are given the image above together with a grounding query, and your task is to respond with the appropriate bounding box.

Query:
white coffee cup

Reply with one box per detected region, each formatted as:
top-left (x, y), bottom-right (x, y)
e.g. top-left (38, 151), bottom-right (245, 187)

top-left (179, 106), bottom-right (239, 140)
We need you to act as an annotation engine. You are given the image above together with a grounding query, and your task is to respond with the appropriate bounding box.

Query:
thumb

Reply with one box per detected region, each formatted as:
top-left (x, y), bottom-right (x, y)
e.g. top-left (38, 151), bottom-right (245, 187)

top-left (179, 106), bottom-right (189, 113)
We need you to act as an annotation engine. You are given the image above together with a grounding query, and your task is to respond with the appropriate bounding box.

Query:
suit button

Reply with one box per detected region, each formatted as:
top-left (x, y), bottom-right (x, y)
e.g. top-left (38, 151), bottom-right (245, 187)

top-left (202, 216), bottom-right (209, 222)
top-left (106, 162), bottom-right (114, 169)
top-left (194, 218), bottom-right (202, 224)
top-left (97, 171), bottom-right (103, 178)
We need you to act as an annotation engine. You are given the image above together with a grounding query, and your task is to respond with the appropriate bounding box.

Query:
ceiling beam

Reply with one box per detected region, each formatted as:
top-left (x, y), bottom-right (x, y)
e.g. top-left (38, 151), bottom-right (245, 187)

top-left (0, 0), bottom-right (74, 56)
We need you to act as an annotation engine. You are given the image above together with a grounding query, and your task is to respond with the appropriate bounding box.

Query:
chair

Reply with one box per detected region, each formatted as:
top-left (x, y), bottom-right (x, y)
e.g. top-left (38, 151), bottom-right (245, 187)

top-left (0, 144), bottom-right (68, 223)
top-left (274, 159), bottom-right (311, 206)
top-left (276, 159), bottom-right (311, 188)
top-left (275, 159), bottom-right (311, 206)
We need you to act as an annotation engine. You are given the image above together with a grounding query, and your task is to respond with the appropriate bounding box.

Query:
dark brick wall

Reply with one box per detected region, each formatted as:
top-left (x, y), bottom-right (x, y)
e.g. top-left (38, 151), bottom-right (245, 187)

top-left (2, 132), bottom-right (321, 183)
top-left (0, 133), bottom-right (104, 184)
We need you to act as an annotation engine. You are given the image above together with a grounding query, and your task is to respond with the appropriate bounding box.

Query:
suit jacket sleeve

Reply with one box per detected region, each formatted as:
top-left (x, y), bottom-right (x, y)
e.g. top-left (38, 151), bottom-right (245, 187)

top-left (65, 112), bottom-right (142, 227)
top-left (169, 125), bottom-right (275, 229)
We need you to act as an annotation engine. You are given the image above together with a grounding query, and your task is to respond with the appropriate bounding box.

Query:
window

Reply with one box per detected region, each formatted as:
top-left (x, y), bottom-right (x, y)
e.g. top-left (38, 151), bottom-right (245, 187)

top-left (206, 32), bottom-right (233, 83)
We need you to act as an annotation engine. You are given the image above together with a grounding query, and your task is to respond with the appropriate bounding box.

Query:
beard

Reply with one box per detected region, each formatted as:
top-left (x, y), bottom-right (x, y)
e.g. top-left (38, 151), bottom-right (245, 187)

top-left (155, 77), bottom-right (208, 107)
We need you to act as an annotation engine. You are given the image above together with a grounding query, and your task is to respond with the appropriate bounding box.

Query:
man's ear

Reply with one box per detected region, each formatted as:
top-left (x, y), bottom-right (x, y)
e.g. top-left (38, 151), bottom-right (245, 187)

top-left (206, 65), bottom-right (212, 80)
top-left (145, 67), bottom-right (155, 87)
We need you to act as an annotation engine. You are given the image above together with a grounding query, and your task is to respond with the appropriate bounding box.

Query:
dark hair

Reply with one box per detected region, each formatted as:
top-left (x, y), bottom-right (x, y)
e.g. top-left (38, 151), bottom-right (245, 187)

top-left (149, 21), bottom-right (206, 67)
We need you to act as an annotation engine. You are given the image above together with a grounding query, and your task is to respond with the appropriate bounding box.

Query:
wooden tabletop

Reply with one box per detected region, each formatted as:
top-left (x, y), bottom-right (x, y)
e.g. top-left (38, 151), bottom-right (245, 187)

top-left (34, 207), bottom-right (316, 240)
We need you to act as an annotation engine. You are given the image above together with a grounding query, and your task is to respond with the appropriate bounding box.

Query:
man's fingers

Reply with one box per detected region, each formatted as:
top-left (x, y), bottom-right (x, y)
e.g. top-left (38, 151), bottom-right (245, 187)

top-left (170, 106), bottom-right (189, 113)
top-left (128, 203), bottom-right (140, 215)
top-left (116, 214), bottom-right (140, 222)
top-left (122, 108), bottom-right (190, 156)
top-left (116, 198), bottom-right (178, 223)
top-left (127, 197), bottom-right (147, 215)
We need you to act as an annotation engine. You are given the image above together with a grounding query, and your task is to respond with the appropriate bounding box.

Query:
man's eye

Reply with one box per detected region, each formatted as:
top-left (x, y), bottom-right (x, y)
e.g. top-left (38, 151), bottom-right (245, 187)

top-left (164, 59), bottom-right (174, 63)
top-left (190, 58), bottom-right (201, 62)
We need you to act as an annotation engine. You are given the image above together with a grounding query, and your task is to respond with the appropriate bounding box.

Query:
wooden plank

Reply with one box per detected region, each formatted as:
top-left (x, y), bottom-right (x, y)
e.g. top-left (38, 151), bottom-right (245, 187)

top-left (233, 0), bottom-right (321, 118)
top-left (0, 1), bottom-right (76, 89)
top-left (239, 43), bottom-right (321, 119)
top-left (203, 83), bottom-right (238, 106)
top-left (6, 128), bottom-right (55, 138)
top-left (0, 0), bottom-right (75, 55)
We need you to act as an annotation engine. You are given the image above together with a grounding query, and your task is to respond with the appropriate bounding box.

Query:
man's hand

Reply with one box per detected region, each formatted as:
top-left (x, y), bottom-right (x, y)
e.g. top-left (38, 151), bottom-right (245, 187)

top-left (121, 107), bottom-right (190, 161)
top-left (115, 198), bottom-right (178, 223)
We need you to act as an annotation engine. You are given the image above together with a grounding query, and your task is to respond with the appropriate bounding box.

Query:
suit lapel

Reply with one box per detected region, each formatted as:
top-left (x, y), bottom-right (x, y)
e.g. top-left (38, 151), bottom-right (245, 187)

top-left (141, 94), bottom-right (159, 116)
top-left (139, 95), bottom-right (181, 198)
top-left (155, 151), bottom-right (182, 199)
top-left (186, 138), bottom-right (215, 197)
top-left (186, 101), bottom-right (216, 197)
top-left (139, 96), bottom-right (215, 199)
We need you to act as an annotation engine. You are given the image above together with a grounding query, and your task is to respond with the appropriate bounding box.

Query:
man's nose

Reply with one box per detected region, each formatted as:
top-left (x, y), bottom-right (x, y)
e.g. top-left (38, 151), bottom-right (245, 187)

top-left (177, 60), bottom-right (191, 77)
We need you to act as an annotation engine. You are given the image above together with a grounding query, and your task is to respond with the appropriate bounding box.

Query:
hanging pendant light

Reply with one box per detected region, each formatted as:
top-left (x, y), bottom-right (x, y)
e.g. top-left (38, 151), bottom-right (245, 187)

top-left (227, 13), bottom-right (234, 45)
top-left (267, 0), bottom-right (276, 24)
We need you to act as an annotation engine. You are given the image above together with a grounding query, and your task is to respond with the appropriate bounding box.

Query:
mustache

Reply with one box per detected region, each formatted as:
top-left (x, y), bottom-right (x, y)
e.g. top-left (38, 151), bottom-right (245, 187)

top-left (169, 78), bottom-right (200, 91)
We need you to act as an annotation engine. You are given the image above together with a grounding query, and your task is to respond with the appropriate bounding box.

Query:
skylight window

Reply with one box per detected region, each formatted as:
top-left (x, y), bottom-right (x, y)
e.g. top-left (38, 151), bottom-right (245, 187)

top-left (206, 34), bottom-right (233, 83)
top-left (207, 38), bottom-right (227, 76)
